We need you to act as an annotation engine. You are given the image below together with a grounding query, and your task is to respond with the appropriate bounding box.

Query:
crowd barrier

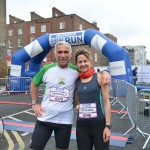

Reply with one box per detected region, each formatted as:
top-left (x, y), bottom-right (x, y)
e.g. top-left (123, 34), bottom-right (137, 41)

top-left (0, 77), bottom-right (32, 95)
top-left (132, 76), bottom-right (150, 91)
top-left (109, 78), bottom-right (117, 104)
top-left (109, 79), bottom-right (127, 119)
top-left (109, 78), bottom-right (150, 149)
top-left (137, 77), bottom-right (150, 85)
top-left (137, 89), bottom-right (150, 149)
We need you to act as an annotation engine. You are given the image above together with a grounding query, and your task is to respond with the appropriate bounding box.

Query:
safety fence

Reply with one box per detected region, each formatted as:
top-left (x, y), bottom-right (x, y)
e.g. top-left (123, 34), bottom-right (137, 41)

top-left (0, 77), bottom-right (32, 95)
top-left (109, 78), bottom-right (150, 149)
top-left (132, 76), bottom-right (150, 86)
top-left (109, 79), bottom-right (127, 119)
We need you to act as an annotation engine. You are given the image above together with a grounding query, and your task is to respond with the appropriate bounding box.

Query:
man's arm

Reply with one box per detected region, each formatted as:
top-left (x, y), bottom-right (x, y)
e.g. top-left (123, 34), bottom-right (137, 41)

top-left (73, 90), bottom-right (79, 108)
top-left (30, 81), bottom-right (45, 117)
top-left (30, 81), bottom-right (38, 102)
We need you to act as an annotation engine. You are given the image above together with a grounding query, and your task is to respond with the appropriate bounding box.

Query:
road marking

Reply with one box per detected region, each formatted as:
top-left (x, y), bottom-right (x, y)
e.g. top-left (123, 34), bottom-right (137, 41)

top-left (7, 116), bottom-right (22, 121)
top-left (12, 131), bottom-right (25, 150)
top-left (21, 132), bottom-right (30, 136)
top-left (2, 109), bottom-right (32, 119)
top-left (25, 111), bottom-right (35, 116)
top-left (2, 108), bottom-right (35, 139)
top-left (4, 130), bottom-right (14, 150)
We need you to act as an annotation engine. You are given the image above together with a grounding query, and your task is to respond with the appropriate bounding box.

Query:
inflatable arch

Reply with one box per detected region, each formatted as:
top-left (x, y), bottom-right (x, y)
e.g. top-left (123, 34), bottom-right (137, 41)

top-left (10, 28), bottom-right (133, 91)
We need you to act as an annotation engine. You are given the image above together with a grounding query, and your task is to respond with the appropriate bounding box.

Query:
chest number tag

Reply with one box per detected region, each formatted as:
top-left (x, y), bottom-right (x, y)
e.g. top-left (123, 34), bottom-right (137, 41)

top-left (79, 103), bottom-right (97, 118)
top-left (50, 88), bottom-right (69, 102)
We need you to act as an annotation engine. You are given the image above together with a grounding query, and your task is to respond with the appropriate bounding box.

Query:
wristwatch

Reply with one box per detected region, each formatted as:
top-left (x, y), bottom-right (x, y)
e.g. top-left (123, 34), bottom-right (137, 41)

top-left (31, 100), bottom-right (38, 105)
top-left (105, 124), bottom-right (112, 129)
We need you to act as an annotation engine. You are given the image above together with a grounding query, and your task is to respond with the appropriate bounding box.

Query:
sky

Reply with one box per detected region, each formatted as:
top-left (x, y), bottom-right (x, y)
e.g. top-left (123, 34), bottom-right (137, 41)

top-left (7, 0), bottom-right (150, 60)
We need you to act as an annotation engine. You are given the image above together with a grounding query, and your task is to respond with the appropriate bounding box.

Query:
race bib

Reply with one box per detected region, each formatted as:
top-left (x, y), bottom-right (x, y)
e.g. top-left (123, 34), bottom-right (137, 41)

top-left (79, 103), bottom-right (97, 118)
top-left (49, 88), bottom-right (69, 102)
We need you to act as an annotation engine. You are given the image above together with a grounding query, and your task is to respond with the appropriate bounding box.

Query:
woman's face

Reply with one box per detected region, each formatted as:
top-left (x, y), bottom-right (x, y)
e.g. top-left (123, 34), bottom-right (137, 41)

top-left (76, 54), bottom-right (92, 73)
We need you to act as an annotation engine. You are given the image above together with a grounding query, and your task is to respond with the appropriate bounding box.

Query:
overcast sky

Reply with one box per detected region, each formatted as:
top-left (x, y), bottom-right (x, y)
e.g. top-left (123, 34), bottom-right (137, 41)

top-left (7, 0), bottom-right (150, 60)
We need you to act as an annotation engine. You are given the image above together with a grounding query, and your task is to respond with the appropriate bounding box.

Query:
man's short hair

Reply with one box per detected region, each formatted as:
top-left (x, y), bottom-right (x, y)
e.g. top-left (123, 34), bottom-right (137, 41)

top-left (54, 41), bottom-right (72, 54)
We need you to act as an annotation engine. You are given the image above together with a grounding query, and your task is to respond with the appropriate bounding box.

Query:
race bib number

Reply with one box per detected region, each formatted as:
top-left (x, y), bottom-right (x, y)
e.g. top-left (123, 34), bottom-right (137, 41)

top-left (49, 88), bottom-right (69, 102)
top-left (79, 103), bottom-right (97, 118)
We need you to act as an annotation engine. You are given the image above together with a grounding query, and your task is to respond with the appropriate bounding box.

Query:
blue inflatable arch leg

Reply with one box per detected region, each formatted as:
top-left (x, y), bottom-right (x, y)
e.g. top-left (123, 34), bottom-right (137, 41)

top-left (10, 29), bottom-right (133, 91)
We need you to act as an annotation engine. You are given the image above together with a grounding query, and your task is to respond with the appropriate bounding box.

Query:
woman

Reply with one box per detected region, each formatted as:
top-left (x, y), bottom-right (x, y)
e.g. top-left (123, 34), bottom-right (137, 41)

top-left (75, 49), bottom-right (111, 150)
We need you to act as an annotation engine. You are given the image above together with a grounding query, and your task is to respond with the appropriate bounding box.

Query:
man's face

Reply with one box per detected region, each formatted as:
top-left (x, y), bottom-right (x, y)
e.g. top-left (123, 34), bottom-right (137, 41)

top-left (55, 44), bottom-right (72, 68)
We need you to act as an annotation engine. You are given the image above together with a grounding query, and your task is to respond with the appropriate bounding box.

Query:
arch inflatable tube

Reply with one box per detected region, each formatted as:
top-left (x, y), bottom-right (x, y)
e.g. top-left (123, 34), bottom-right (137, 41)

top-left (10, 28), bottom-right (133, 91)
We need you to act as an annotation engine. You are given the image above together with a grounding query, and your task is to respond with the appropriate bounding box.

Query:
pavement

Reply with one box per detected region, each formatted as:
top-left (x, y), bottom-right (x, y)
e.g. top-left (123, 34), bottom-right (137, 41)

top-left (0, 93), bottom-right (150, 150)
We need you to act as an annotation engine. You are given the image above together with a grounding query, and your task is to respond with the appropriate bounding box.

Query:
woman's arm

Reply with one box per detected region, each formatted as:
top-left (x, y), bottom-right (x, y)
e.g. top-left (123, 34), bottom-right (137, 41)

top-left (101, 84), bottom-right (111, 126)
top-left (101, 83), bottom-right (111, 143)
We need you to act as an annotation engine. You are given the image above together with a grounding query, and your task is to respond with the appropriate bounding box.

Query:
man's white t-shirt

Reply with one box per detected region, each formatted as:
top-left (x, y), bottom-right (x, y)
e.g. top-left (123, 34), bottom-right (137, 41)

top-left (33, 62), bottom-right (78, 124)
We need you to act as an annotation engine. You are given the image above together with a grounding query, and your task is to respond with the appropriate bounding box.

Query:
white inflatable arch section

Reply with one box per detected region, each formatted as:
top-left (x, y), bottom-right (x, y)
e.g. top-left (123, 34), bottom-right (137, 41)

top-left (11, 29), bottom-right (133, 91)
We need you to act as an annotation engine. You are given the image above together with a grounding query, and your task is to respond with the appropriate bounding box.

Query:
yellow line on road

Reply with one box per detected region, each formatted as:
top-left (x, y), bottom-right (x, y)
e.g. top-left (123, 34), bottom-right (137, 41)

top-left (4, 130), bottom-right (14, 150)
top-left (12, 130), bottom-right (25, 150)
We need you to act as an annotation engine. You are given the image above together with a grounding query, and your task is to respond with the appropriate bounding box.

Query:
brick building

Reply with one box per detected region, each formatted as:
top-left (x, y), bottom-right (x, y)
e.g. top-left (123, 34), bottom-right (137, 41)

top-left (0, 0), bottom-right (7, 78)
top-left (1, 2), bottom-right (117, 77)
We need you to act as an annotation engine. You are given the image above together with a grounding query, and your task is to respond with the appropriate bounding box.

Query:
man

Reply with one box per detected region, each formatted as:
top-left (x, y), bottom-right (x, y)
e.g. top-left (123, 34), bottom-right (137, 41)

top-left (132, 67), bottom-right (138, 85)
top-left (29, 41), bottom-right (111, 150)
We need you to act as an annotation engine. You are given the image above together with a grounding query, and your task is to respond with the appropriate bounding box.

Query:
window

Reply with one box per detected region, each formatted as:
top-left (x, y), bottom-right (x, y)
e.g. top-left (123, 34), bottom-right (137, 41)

top-left (60, 22), bottom-right (65, 30)
top-left (94, 53), bottom-right (97, 63)
top-left (18, 39), bottom-right (23, 47)
top-left (30, 37), bottom-right (35, 42)
top-left (8, 30), bottom-right (13, 36)
top-left (30, 26), bottom-right (35, 33)
top-left (79, 24), bottom-right (83, 30)
top-left (8, 39), bottom-right (13, 48)
top-left (41, 25), bottom-right (46, 32)
top-left (18, 28), bottom-right (23, 35)
top-left (7, 49), bottom-right (11, 55)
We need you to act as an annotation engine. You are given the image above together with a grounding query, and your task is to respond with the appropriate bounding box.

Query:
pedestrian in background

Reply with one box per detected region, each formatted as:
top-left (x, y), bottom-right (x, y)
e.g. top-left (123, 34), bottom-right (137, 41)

top-left (132, 67), bottom-right (138, 85)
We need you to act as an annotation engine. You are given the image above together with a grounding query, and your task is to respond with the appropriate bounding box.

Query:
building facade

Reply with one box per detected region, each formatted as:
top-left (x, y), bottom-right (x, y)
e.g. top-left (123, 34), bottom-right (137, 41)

top-left (123, 45), bottom-right (147, 65)
top-left (6, 7), bottom-right (118, 75)
top-left (1, 1), bottom-right (118, 77)
top-left (0, 0), bottom-right (7, 78)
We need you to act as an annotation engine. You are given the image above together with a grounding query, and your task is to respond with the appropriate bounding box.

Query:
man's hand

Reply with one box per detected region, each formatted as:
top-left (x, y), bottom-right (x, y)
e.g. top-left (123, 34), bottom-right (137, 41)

top-left (32, 104), bottom-right (45, 117)
top-left (101, 71), bottom-right (111, 85)
top-left (97, 70), bottom-right (111, 86)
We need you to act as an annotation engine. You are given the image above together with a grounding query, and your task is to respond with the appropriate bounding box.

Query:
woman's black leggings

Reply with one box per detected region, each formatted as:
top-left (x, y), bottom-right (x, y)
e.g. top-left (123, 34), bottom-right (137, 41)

top-left (76, 119), bottom-right (109, 150)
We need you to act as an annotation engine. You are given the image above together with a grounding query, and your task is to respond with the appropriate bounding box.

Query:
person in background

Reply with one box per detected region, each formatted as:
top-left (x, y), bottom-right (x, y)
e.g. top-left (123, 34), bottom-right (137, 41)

top-left (74, 49), bottom-right (111, 150)
top-left (132, 67), bottom-right (138, 85)
top-left (29, 41), bottom-right (111, 150)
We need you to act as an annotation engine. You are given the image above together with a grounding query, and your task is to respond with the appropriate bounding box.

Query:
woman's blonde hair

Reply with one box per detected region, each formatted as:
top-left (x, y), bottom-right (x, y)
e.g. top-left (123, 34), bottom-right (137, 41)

top-left (75, 49), bottom-right (92, 63)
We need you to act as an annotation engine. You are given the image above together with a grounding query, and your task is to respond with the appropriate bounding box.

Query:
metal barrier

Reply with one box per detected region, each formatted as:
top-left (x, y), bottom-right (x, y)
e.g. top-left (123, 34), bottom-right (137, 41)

top-left (137, 77), bottom-right (150, 85)
top-left (110, 78), bottom-right (150, 149)
top-left (136, 89), bottom-right (150, 149)
top-left (109, 78), bottom-right (117, 104)
top-left (124, 83), bottom-right (138, 135)
top-left (0, 116), bottom-right (4, 139)
top-left (109, 79), bottom-right (127, 119)
top-left (132, 76), bottom-right (150, 86)
top-left (115, 80), bottom-right (127, 118)
top-left (0, 77), bottom-right (32, 95)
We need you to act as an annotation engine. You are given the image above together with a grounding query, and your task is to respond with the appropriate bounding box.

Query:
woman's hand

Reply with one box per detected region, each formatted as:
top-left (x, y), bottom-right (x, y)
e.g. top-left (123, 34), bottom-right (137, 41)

top-left (103, 127), bottom-right (111, 143)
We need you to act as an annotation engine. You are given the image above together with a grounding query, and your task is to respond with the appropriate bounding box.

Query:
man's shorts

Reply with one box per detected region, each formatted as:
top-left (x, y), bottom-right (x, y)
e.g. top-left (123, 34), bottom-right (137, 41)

top-left (30, 120), bottom-right (72, 150)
